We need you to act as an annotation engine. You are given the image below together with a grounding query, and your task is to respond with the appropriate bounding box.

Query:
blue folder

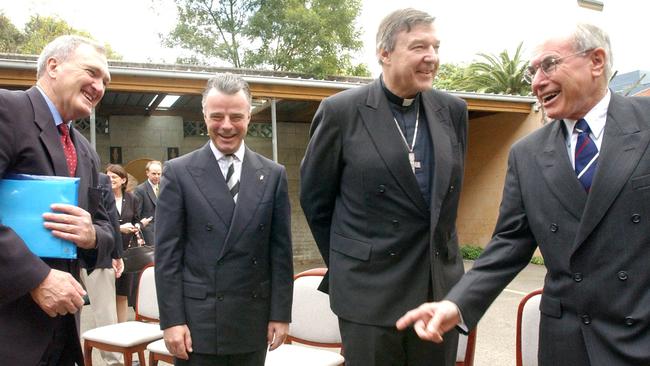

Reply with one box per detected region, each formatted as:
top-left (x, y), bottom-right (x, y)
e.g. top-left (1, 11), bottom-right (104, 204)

top-left (0, 174), bottom-right (79, 259)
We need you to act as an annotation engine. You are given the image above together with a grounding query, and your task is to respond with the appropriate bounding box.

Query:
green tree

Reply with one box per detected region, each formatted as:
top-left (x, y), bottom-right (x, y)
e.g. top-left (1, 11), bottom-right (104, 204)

top-left (245, 0), bottom-right (366, 77)
top-left (166, 0), bottom-right (254, 68)
top-left (433, 63), bottom-right (477, 91)
top-left (19, 15), bottom-right (121, 60)
top-left (164, 0), bottom-right (369, 77)
top-left (0, 13), bottom-right (24, 53)
top-left (465, 42), bottom-right (530, 95)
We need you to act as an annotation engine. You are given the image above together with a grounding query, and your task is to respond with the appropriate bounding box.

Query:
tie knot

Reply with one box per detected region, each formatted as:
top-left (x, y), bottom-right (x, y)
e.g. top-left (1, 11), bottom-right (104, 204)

top-left (58, 123), bottom-right (70, 136)
top-left (575, 118), bottom-right (591, 134)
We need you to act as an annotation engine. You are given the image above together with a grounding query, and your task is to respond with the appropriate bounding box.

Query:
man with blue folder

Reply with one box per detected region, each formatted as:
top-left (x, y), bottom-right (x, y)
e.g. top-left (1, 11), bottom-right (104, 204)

top-left (0, 35), bottom-right (114, 366)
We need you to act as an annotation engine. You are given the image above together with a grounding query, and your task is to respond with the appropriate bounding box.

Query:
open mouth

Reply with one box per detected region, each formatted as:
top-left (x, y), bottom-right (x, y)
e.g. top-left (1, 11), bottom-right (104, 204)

top-left (82, 91), bottom-right (94, 104)
top-left (541, 91), bottom-right (559, 104)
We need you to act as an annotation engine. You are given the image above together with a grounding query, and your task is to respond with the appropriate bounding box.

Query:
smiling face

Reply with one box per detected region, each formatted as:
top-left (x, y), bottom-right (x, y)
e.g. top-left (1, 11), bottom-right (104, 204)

top-left (42, 43), bottom-right (110, 121)
top-left (106, 171), bottom-right (126, 193)
top-left (530, 36), bottom-right (607, 120)
top-left (146, 163), bottom-right (162, 186)
top-left (379, 22), bottom-right (440, 98)
top-left (203, 88), bottom-right (251, 155)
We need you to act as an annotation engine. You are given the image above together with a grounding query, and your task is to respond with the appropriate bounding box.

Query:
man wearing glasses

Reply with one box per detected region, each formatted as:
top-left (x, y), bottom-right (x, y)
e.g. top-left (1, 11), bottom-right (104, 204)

top-left (396, 23), bottom-right (650, 366)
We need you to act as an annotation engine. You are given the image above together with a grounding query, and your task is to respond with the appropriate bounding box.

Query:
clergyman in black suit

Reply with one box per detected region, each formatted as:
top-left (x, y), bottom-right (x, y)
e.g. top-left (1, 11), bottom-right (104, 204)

top-left (300, 8), bottom-right (468, 366)
top-left (0, 35), bottom-right (114, 366)
top-left (134, 160), bottom-right (160, 245)
top-left (155, 74), bottom-right (293, 365)
top-left (397, 23), bottom-right (650, 366)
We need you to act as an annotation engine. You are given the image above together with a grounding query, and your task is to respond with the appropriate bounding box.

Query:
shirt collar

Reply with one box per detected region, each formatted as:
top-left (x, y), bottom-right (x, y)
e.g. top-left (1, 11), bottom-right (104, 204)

top-left (562, 89), bottom-right (610, 140)
top-left (380, 75), bottom-right (418, 107)
top-left (209, 140), bottom-right (246, 162)
top-left (36, 85), bottom-right (66, 127)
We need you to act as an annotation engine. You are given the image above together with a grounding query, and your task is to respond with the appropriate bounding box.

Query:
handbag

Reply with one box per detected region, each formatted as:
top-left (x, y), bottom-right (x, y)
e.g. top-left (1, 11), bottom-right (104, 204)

top-left (122, 228), bottom-right (154, 273)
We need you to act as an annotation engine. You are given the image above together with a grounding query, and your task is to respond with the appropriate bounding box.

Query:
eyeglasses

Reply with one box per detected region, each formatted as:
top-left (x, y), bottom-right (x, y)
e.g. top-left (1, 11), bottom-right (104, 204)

top-left (523, 48), bottom-right (594, 84)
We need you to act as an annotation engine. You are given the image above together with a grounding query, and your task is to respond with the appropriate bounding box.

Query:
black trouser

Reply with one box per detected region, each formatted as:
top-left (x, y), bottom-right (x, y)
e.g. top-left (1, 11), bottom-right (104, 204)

top-left (338, 317), bottom-right (458, 366)
top-left (38, 315), bottom-right (83, 366)
top-left (175, 349), bottom-right (267, 366)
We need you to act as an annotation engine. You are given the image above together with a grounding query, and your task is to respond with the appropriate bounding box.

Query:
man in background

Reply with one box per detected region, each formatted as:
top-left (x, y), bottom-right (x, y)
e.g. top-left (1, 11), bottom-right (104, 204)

top-left (134, 160), bottom-right (159, 246)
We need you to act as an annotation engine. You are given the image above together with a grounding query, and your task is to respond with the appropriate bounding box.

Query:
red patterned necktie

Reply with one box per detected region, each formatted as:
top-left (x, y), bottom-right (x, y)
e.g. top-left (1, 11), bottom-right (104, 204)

top-left (58, 124), bottom-right (77, 177)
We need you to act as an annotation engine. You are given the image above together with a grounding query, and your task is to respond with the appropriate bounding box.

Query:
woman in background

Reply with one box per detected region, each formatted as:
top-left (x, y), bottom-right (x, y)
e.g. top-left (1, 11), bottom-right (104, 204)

top-left (106, 164), bottom-right (150, 322)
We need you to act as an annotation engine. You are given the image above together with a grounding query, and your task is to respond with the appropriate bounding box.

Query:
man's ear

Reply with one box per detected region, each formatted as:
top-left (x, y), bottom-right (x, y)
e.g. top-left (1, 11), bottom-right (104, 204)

top-left (46, 57), bottom-right (59, 79)
top-left (378, 48), bottom-right (391, 65)
top-left (590, 47), bottom-right (606, 78)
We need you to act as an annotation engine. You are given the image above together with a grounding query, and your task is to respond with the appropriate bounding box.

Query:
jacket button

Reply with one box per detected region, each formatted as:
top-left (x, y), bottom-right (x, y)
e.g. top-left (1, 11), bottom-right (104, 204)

top-left (378, 185), bottom-right (386, 194)
top-left (581, 315), bottom-right (591, 325)
top-left (206, 224), bottom-right (213, 231)
top-left (252, 257), bottom-right (258, 265)
top-left (625, 317), bottom-right (635, 326)
top-left (217, 259), bottom-right (223, 265)
top-left (252, 292), bottom-right (258, 299)
top-left (573, 273), bottom-right (583, 282)
top-left (392, 220), bottom-right (400, 228)
top-left (549, 223), bottom-right (559, 233)
top-left (258, 224), bottom-right (265, 231)
top-left (631, 214), bottom-right (641, 223)
top-left (617, 271), bottom-right (628, 281)
top-left (449, 185), bottom-right (455, 193)
top-left (434, 250), bottom-right (440, 257)
top-left (217, 294), bottom-right (224, 301)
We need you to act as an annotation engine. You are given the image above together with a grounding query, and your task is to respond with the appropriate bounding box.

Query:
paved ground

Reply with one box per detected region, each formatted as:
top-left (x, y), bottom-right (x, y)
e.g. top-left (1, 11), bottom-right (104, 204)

top-left (80, 260), bottom-right (546, 365)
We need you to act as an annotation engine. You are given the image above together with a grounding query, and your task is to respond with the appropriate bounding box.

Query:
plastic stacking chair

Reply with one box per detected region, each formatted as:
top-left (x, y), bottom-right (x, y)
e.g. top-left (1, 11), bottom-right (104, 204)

top-left (265, 268), bottom-right (345, 366)
top-left (516, 289), bottom-right (543, 366)
top-left (82, 264), bottom-right (163, 366)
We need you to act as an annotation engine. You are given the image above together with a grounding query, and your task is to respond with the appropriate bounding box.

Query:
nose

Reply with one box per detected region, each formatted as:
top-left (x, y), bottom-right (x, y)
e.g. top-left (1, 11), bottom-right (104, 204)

top-left (423, 46), bottom-right (438, 62)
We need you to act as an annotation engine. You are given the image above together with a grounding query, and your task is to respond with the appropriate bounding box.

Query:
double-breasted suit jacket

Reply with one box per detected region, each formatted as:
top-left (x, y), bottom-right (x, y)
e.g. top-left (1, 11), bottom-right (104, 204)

top-left (134, 179), bottom-right (157, 246)
top-left (155, 143), bottom-right (293, 355)
top-left (447, 93), bottom-right (650, 365)
top-left (300, 79), bottom-right (468, 331)
top-left (0, 87), bottom-right (113, 365)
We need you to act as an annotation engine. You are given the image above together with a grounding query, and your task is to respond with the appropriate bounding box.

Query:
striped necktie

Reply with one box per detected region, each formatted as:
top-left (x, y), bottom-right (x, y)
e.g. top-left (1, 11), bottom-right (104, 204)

top-left (574, 118), bottom-right (598, 192)
top-left (225, 155), bottom-right (240, 202)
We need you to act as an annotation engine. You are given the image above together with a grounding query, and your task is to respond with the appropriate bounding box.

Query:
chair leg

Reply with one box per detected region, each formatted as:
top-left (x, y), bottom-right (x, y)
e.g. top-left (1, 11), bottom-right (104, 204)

top-left (138, 350), bottom-right (146, 365)
top-left (124, 352), bottom-right (132, 366)
top-left (149, 353), bottom-right (157, 366)
top-left (83, 342), bottom-right (93, 366)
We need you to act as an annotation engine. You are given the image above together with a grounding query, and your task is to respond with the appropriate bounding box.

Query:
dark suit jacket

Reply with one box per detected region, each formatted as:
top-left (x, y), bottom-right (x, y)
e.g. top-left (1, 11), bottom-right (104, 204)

top-left (134, 180), bottom-right (156, 245)
top-left (0, 87), bottom-right (114, 365)
top-left (300, 79), bottom-right (467, 363)
top-left (446, 93), bottom-right (650, 366)
top-left (117, 191), bottom-right (142, 250)
top-left (155, 143), bottom-right (293, 355)
top-left (85, 173), bottom-right (123, 272)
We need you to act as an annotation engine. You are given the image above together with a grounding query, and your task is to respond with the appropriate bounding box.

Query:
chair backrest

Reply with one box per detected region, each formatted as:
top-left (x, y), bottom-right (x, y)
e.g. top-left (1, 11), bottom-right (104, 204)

top-left (288, 268), bottom-right (342, 348)
top-left (135, 264), bottom-right (159, 322)
top-left (456, 328), bottom-right (477, 366)
top-left (516, 289), bottom-right (542, 366)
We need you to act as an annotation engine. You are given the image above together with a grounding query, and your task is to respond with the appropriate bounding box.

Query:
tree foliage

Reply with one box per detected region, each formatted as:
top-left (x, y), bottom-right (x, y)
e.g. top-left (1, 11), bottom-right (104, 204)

top-left (165, 0), bottom-right (369, 77)
top-left (434, 43), bottom-right (531, 96)
top-left (0, 14), bottom-right (121, 60)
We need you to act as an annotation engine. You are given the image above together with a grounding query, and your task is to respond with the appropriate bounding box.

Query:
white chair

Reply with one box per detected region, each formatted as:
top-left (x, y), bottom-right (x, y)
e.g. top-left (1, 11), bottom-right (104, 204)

top-left (456, 328), bottom-right (477, 366)
top-left (146, 338), bottom-right (173, 366)
top-left (82, 264), bottom-right (163, 366)
top-left (516, 289), bottom-right (542, 366)
top-left (265, 268), bottom-right (344, 366)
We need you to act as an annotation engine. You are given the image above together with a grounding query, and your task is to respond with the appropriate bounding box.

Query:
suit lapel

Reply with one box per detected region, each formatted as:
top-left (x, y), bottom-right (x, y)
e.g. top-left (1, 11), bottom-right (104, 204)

top-left (423, 92), bottom-right (452, 219)
top-left (186, 144), bottom-right (235, 227)
top-left (146, 182), bottom-right (157, 207)
top-left (536, 120), bottom-right (587, 220)
top-left (573, 95), bottom-right (650, 250)
top-left (219, 148), bottom-right (268, 260)
top-left (27, 88), bottom-right (69, 176)
top-left (359, 80), bottom-right (428, 213)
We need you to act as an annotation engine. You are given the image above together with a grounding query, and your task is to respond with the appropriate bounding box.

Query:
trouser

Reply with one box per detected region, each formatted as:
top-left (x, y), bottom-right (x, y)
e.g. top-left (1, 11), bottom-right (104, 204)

top-left (38, 315), bottom-right (84, 366)
top-left (175, 348), bottom-right (267, 366)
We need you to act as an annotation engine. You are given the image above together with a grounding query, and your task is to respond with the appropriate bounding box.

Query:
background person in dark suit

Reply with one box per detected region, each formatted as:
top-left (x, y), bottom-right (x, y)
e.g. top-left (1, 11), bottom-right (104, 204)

top-left (155, 74), bottom-right (293, 366)
top-left (133, 160), bottom-right (159, 246)
top-left (397, 23), bottom-right (650, 366)
top-left (300, 8), bottom-right (468, 366)
top-left (0, 35), bottom-right (114, 366)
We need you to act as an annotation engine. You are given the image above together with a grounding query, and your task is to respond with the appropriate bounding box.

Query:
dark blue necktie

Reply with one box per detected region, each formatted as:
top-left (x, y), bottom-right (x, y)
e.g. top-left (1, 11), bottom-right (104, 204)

top-left (574, 118), bottom-right (598, 192)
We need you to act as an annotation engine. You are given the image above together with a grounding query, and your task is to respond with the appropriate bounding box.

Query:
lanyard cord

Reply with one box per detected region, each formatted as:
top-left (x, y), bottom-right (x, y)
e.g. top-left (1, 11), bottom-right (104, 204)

top-left (392, 106), bottom-right (419, 153)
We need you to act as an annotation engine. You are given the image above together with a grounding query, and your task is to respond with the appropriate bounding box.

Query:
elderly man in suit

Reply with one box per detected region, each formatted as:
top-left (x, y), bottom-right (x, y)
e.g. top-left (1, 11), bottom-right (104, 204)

top-left (134, 160), bottom-right (159, 246)
top-left (155, 73), bottom-right (293, 366)
top-left (300, 8), bottom-right (468, 366)
top-left (397, 23), bottom-right (650, 366)
top-left (0, 35), bottom-right (114, 366)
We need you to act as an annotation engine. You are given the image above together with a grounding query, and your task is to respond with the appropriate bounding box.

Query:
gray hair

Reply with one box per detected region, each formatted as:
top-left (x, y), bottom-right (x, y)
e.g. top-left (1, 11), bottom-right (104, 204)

top-left (376, 8), bottom-right (435, 65)
top-left (571, 23), bottom-right (613, 81)
top-left (36, 35), bottom-right (106, 79)
top-left (201, 73), bottom-right (252, 112)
